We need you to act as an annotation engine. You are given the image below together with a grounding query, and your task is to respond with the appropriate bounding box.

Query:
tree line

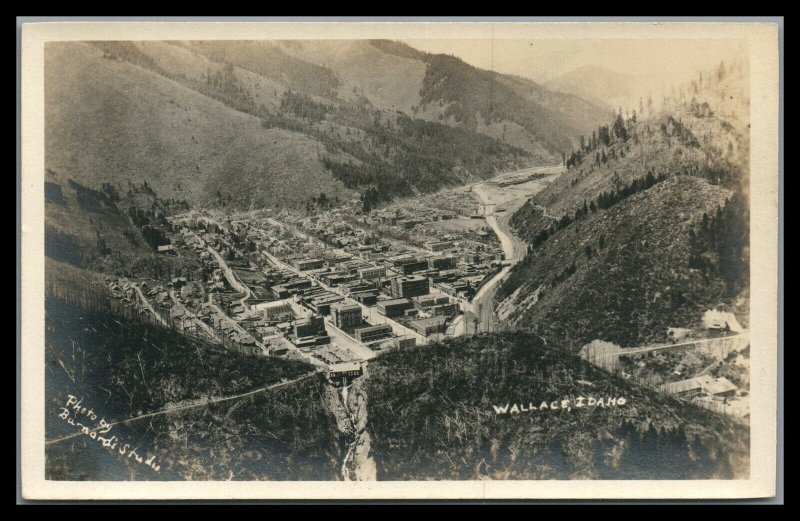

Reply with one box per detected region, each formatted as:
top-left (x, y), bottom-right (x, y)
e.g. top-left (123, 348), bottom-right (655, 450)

top-left (528, 171), bottom-right (668, 248)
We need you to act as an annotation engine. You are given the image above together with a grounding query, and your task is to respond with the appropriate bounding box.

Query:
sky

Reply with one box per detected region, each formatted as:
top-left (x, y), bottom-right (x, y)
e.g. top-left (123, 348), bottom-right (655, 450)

top-left (402, 37), bottom-right (747, 92)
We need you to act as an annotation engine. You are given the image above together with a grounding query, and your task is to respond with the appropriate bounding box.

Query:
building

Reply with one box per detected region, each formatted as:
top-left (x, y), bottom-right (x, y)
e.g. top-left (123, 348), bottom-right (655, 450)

top-left (377, 298), bottom-right (413, 318)
top-left (395, 337), bottom-right (417, 349)
top-left (157, 244), bottom-right (176, 255)
top-left (391, 275), bottom-right (430, 298)
top-left (431, 303), bottom-right (459, 317)
top-left (430, 256), bottom-right (458, 270)
top-left (358, 266), bottom-right (387, 281)
top-left (659, 375), bottom-right (738, 398)
top-left (324, 254), bottom-right (351, 266)
top-left (308, 295), bottom-right (343, 315)
top-left (320, 271), bottom-right (358, 286)
top-left (389, 254), bottom-right (416, 267)
top-left (328, 361), bottom-right (363, 385)
top-left (354, 324), bottom-right (393, 343)
top-left (351, 290), bottom-right (378, 306)
top-left (294, 258), bottom-right (325, 271)
top-left (401, 260), bottom-right (429, 275)
top-left (263, 335), bottom-right (293, 356)
top-left (424, 241), bottom-right (453, 252)
top-left (412, 294), bottom-right (451, 309)
top-left (294, 335), bottom-right (331, 348)
top-left (410, 316), bottom-right (447, 336)
top-left (294, 315), bottom-right (326, 338)
top-left (252, 300), bottom-right (294, 322)
top-left (331, 301), bottom-right (362, 329)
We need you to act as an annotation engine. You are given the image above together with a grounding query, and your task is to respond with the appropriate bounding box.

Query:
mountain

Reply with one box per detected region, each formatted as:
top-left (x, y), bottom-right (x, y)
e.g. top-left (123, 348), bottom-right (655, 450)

top-left (45, 40), bottom-right (610, 213)
top-left (544, 65), bottom-right (638, 112)
top-left (496, 58), bottom-right (750, 351)
top-left (45, 42), bottom-right (352, 212)
top-left (365, 332), bottom-right (749, 480)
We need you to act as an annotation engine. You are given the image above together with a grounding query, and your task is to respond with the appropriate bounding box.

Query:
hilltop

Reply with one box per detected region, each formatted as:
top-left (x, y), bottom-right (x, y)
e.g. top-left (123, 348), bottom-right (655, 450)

top-left (495, 58), bottom-right (750, 350)
top-left (365, 332), bottom-right (749, 480)
top-left (45, 40), bottom-right (610, 212)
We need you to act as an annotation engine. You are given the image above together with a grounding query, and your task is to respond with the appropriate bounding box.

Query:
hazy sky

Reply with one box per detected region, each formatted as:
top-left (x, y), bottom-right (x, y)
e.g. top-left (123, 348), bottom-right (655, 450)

top-left (402, 38), bottom-right (747, 88)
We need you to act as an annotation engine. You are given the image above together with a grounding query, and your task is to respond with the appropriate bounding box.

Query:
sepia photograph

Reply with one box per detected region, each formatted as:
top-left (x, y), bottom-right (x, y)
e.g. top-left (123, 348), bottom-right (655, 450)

top-left (19, 19), bottom-right (780, 500)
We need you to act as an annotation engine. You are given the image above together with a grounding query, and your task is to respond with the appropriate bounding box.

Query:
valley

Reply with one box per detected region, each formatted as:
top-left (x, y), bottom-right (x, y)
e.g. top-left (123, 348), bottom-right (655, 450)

top-left (42, 40), bottom-right (753, 482)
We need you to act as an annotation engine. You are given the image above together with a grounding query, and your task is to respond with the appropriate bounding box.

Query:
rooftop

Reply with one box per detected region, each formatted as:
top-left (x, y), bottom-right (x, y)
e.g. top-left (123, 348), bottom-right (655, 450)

top-left (331, 301), bottom-right (361, 312)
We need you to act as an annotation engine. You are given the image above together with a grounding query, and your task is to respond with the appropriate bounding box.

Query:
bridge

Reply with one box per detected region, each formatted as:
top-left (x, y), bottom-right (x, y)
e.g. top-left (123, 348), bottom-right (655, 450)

top-left (579, 332), bottom-right (750, 372)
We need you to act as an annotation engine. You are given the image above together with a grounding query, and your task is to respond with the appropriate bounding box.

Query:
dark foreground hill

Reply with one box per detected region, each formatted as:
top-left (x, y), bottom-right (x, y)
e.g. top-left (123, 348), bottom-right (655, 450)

top-left (45, 262), bottom-right (340, 480)
top-left (365, 333), bottom-right (749, 480)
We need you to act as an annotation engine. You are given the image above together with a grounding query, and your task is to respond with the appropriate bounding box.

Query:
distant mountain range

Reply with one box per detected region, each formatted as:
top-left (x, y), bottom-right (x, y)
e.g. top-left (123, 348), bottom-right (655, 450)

top-left (45, 40), bottom-right (611, 211)
top-left (544, 65), bottom-right (637, 112)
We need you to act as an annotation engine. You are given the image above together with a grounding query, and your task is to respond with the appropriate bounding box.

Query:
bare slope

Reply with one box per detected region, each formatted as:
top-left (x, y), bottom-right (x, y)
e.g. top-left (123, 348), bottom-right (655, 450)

top-left (45, 42), bottom-right (352, 209)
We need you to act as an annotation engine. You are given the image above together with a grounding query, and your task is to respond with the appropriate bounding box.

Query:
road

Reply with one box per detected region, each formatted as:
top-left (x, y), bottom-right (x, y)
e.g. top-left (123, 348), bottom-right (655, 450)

top-left (207, 295), bottom-right (268, 355)
top-left (257, 229), bottom-right (429, 346)
top-left (168, 289), bottom-right (221, 343)
top-left (45, 371), bottom-right (321, 446)
top-left (464, 165), bottom-right (564, 334)
top-left (620, 332), bottom-right (750, 356)
top-left (206, 244), bottom-right (251, 307)
top-left (131, 283), bottom-right (169, 328)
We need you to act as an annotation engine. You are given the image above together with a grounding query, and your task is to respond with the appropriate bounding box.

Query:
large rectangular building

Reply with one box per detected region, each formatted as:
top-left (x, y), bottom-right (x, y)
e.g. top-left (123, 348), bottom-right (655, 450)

top-left (424, 241), bottom-right (453, 252)
top-left (320, 271), bottom-right (358, 286)
top-left (294, 258), bottom-right (325, 271)
top-left (354, 324), bottom-right (393, 343)
top-left (401, 260), bottom-right (429, 275)
top-left (358, 266), bottom-right (387, 281)
top-left (430, 256), bottom-right (458, 270)
top-left (410, 316), bottom-right (448, 336)
top-left (412, 294), bottom-right (452, 309)
top-left (331, 301), bottom-right (362, 329)
top-left (294, 315), bottom-right (326, 338)
top-left (308, 295), bottom-right (343, 316)
top-left (351, 290), bottom-right (379, 306)
top-left (431, 303), bottom-right (459, 317)
top-left (377, 298), bottom-right (413, 318)
top-left (390, 275), bottom-right (430, 299)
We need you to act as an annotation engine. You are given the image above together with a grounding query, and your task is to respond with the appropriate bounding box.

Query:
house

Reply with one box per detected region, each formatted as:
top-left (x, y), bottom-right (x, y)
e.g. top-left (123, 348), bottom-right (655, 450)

top-left (157, 244), bottom-right (176, 255)
top-left (659, 375), bottom-right (738, 398)
top-left (328, 361), bottom-right (363, 382)
top-left (708, 320), bottom-right (730, 331)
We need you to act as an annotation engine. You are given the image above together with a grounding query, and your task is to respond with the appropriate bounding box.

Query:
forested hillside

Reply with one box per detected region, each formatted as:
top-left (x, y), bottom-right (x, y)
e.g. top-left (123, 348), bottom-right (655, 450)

top-left (45, 39), bottom-right (610, 213)
top-left (45, 169), bottom-right (201, 278)
top-left (365, 333), bottom-right (749, 480)
top-left (45, 261), bottom-right (339, 480)
top-left (496, 57), bottom-right (750, 349)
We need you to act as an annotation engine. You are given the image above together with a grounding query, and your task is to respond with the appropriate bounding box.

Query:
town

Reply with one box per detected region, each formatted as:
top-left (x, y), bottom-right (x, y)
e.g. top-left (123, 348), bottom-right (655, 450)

top-left (103, 185), bottom-right (511, 372)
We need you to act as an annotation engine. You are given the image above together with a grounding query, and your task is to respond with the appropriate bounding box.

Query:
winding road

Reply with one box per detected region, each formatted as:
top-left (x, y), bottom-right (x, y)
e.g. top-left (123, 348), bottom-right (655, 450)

top-left (461, 165), bottom-right (564, 335)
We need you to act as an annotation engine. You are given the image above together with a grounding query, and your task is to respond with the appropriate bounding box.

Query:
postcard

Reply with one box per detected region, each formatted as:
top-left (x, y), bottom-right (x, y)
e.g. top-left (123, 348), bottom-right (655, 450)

top-left (19, 20), bottom-right (780, 500)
